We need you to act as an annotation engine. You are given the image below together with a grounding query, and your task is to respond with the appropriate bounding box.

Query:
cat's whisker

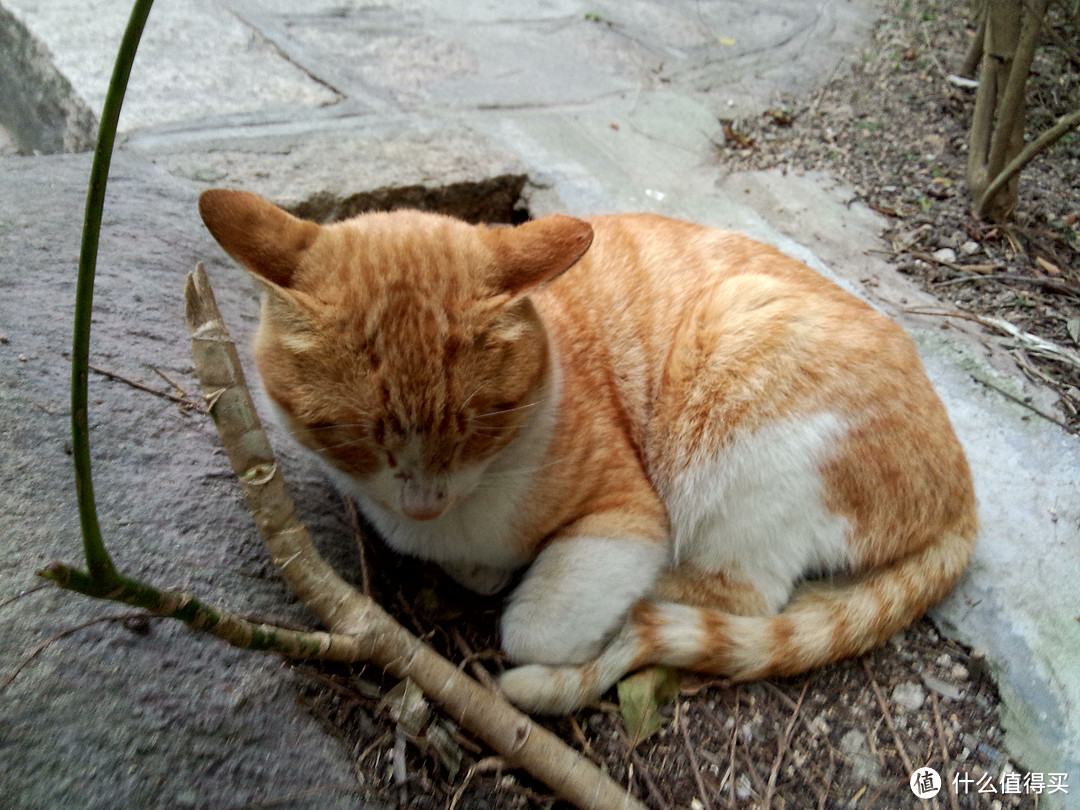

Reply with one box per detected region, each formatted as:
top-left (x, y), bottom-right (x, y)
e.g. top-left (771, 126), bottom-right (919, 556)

top-left (460, 385), bottom-right (483, 411)
top-left (309, 437), bottom-right (372, 453)
top-left (470, 428), bottom-right (509, 438)
top-left (477, 458), bottom-right (569, 483)
top-left (472, 401), bottom-right (538, 420)
top-left (293, 421), bottom-right (372, 434)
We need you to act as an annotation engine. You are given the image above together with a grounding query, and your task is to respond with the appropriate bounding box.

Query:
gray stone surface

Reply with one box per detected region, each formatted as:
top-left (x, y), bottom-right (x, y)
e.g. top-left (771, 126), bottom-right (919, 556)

top-left (0, 3), bottom-right (96, 154)
top-left (0, 153), bottom-right (375, 809)
top-left (2, 0), bottom-right (1077, 806)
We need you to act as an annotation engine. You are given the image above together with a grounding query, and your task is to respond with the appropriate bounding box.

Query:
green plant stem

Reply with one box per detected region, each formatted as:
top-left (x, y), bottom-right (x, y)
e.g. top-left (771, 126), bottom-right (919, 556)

top-left (37, 562), bottom-right (368, 662)
top-left (71, 0), bottom-right (155, 583)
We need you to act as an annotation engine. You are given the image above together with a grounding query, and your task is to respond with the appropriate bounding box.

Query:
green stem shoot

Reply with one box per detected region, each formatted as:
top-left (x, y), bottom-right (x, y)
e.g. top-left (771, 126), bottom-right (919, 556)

top-left (71, 0), bottom-right (155, 583)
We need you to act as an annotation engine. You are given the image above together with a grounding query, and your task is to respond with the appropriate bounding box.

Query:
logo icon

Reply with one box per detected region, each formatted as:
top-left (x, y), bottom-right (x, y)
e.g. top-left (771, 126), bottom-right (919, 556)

top-left (910, 766), bottom-right (942, 798)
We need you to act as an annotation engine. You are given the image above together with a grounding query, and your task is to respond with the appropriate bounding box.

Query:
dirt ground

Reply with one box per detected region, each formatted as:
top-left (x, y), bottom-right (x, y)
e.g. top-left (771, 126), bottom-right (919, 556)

top-left (272, 2), bottom-right (1079, 807)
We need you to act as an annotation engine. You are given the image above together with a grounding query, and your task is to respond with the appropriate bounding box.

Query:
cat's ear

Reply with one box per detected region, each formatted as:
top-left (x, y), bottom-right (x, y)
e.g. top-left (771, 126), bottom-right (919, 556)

top-left (481, 215), bottom-right (594, 297)
top-left (198, 189), bottom-right (320, 289)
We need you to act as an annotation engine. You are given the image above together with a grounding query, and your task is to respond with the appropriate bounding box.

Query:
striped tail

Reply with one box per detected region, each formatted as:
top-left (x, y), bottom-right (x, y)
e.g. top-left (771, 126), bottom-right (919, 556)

top-left (499, 530), bottom-right (975, 714)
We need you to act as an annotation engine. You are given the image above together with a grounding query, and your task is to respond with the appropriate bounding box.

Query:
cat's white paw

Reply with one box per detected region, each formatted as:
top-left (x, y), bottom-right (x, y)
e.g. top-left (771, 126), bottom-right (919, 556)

top-left (500, 535), bottom-right (666, 665)
top-left (501, 601), bottom-right (607, 665)
top-left (499, 664), bottom-right (591, 715)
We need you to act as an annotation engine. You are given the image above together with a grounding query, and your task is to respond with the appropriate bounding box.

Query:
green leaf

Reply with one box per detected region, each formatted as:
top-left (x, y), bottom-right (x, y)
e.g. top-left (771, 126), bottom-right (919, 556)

top-left (617, 666), bottom-right (681, 748)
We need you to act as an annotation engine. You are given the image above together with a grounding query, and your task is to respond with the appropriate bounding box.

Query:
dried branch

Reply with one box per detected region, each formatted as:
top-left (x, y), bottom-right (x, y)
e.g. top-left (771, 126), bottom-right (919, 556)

top-left (184, 263), bottom-right (645, 810)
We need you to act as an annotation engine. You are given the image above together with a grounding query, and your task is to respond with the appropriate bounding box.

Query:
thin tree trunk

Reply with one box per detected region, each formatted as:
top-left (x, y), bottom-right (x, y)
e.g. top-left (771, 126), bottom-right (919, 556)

top-left (959, 1), bottom-right (987, 78)
top-left (967, 0), bottom-right (1051, 220)
top-left (979, 105), bottom-right (1080, 213)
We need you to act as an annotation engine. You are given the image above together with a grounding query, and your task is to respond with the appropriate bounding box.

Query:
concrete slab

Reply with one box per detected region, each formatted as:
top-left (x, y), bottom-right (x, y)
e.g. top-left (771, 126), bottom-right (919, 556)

top-left (2, 0), bottom-right (1078, 805)
top-left (3, 0), bottom-right (341, 133)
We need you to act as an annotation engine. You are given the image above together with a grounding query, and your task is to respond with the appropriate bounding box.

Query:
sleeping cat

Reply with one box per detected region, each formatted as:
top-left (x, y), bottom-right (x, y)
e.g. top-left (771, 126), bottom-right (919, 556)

top-left (199, 189), bottom-right (977, 714)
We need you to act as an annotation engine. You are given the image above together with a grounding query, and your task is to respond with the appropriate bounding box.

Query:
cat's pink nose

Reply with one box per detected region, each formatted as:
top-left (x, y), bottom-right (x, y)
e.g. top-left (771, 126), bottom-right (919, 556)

top-left (400, 479), bottom-right (448, 521)
top-left (402, 503), bottom-right (446, 521)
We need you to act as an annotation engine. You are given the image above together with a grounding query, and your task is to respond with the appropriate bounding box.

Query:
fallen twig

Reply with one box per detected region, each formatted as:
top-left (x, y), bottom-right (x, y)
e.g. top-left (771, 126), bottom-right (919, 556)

top-left (933, 272), bottom-right (1080, 299)
top-left (726, 688), bottom-right (740, 809)
top-left (629, 749), bottom-right (673, 810)
top-left (679, 702), bottom-right (714, 810)
top-left (0, 583), bottom-right (50, 612)
top-left (89, 363), bottom-right (206, 412)
top-left (931, 691), bottom-right (962, 810)
top-left (969, 373), bottom-right (1074, 431)
top-left (2, 612), bottom-right (152, 691)
top-left (341, 497), bottom-right (372, 597)
top-left (151, 366), bottom-right (195, 397)
top-left (763, 682), bottom-right (807, 806)
top-left (862, 660), bottom-right (928, 810)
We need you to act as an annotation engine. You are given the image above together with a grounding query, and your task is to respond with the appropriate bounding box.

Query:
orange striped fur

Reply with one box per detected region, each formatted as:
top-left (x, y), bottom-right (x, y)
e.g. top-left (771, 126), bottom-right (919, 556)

top-left (199, 190), bottom-right (977, 714)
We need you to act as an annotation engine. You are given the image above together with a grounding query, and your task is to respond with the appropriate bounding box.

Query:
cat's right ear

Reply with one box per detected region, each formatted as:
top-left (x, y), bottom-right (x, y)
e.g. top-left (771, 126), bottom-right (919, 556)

top-left (481, 214), bottom-right (594, 298)
top-left (198, 189), bottom-right (320, 289)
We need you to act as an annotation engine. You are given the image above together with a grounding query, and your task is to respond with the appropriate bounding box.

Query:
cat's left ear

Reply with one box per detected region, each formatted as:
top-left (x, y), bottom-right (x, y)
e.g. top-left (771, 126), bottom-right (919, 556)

top-left (481, 215), bottom-right (594, 297)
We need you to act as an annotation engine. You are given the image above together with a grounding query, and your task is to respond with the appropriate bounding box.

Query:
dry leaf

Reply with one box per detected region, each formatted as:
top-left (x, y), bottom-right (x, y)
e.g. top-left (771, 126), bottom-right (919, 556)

top-left (617, 665), bottom-right (681, 748)
top-left (378, 678), bottom-right (431, 737)
top-left (1067, 318), bottom-right (1080, 346)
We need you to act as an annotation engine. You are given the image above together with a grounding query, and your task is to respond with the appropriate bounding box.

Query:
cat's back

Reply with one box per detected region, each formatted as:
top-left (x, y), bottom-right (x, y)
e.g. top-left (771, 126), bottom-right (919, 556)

top-left (531, 213), bottom-right (964, 499)
top-left (537, 212), bottom-right (882, 349)
top-left (533, 212), bottom-right (910, 427)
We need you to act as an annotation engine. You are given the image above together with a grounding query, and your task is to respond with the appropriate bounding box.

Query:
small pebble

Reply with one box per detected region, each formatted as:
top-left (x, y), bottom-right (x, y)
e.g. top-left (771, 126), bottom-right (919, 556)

top-left (922, 673), bottom-right (963, 701)
top-left (932, 247), bottom-right (957, 263)
top-left (892, 681), bottom-right (926, 711)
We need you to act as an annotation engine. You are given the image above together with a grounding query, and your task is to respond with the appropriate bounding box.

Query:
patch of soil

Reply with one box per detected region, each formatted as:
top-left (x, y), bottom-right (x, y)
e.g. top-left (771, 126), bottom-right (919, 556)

top-left (720, 0), bottom-right (1080, 434)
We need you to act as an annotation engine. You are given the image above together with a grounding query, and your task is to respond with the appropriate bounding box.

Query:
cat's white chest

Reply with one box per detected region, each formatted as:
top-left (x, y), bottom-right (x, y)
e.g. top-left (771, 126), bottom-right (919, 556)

top-left (316, 371), bottom-right (561, 582)
top-left (344, 471), bottom-right (532, 571)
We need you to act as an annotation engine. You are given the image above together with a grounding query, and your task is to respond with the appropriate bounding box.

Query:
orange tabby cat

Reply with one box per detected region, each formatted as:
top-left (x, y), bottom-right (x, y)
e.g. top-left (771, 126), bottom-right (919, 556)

top-left (199, 189), bottom-right (977, 714)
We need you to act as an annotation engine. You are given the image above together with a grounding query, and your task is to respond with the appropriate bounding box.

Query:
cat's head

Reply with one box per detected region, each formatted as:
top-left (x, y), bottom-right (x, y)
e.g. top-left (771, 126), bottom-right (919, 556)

top-left (199, 189), bottom-right (592, 521)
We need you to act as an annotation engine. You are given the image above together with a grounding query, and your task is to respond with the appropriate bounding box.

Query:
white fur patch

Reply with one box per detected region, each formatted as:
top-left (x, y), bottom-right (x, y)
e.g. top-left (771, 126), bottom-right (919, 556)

top-left (650, 602), bottom-right (707, 667)
top-left (663, 412), bottom-right (853, 611)
top-left (501, 536), bottom-right (667, 666)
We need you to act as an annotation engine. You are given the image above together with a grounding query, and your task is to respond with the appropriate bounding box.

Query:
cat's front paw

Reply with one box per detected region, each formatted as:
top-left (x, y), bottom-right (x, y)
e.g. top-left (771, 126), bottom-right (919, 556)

top-left (500, 604), bottom-right (606, 665)
top-left (499, 664), bottom-right (592, 715)
top-left (441, 561), bottom-right (514, 595)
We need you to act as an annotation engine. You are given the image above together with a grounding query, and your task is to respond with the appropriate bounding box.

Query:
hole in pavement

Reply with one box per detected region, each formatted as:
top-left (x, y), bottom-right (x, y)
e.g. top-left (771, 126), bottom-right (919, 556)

top-left (284, 174), bottom-right (531, 225)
